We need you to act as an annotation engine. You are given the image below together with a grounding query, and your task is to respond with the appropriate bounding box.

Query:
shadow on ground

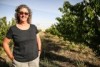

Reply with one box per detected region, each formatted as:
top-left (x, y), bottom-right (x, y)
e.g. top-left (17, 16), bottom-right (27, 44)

top-left (40, 51), bottom-right (100, 67)
top-left (0, 57), bottom-right (10, 67)
top-left (40, 35), bottom-right (100, 67)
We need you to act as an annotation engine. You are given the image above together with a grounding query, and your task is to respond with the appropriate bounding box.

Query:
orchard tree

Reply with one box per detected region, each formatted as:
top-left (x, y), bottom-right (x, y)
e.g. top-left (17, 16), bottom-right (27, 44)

top-left (47, 0), bottom-right (100, 54)
top-left (0, 17), bottom-right (16, 55)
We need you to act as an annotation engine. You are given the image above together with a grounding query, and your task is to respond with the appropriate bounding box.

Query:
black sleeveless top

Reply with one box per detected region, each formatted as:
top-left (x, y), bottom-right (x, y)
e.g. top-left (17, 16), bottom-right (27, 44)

top-left (6, 24), bottom-right (38, 62)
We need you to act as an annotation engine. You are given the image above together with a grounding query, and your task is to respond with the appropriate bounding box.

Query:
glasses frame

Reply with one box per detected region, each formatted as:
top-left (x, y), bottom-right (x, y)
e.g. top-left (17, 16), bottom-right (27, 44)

top-left (18, 12), bottom-right (29, 15)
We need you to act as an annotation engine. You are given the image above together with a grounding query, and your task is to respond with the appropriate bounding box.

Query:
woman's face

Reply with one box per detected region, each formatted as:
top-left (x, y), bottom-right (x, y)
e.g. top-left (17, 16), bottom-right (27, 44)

top-left (18, 7), bottom-right (29, 22)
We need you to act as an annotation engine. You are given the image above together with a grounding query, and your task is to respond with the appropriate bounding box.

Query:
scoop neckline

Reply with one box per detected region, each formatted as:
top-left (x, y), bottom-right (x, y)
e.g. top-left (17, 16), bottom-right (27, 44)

top-left (15, 24), bottom-right (31, 31)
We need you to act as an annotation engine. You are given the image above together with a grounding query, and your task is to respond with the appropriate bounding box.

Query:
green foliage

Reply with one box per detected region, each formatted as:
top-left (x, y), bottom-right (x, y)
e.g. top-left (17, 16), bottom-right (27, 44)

top-left (0, 17), bottom-right (16, 55)
top-left (46, 0), bottom-right (100, 54)
top-left (45, 24), bottom-right (61, 36)
top-left (0, 17), bottom-right (16, 45)
top-left (0, 17), bottom-right (8, 45)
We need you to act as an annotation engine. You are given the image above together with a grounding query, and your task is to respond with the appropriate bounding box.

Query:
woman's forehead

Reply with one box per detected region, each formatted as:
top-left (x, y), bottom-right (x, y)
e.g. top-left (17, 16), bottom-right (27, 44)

top-left (19, 8), bottom-right (28, 12)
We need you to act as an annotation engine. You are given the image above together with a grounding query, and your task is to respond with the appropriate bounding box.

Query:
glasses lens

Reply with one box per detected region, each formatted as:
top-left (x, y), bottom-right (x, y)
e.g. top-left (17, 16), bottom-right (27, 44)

top-left (19, 12), bottom-right (29, 15)
top-left (25, 13), bottom-right (29, 15)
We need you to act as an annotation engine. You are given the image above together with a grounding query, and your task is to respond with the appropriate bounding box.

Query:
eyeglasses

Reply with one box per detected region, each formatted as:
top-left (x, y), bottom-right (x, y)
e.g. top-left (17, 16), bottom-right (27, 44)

top-left (18, 12), bottom-right (29, 15)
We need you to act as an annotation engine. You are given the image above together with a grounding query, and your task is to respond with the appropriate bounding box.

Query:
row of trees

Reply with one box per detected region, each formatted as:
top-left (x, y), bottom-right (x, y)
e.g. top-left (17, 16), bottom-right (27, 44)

top-left (0, 17), bottom-right (15, 55)
top-left (46, 0), bottom-right (100, 54)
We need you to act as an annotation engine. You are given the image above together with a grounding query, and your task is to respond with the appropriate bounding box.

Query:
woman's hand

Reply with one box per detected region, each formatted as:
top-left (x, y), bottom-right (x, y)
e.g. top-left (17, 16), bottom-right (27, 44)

top-left (38, 50), bottom-right (41, 57)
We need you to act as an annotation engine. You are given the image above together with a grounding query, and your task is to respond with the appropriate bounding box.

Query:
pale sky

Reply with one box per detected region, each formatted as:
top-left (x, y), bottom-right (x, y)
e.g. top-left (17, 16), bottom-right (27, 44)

top-left (0, 0), bottom-right (83, 29)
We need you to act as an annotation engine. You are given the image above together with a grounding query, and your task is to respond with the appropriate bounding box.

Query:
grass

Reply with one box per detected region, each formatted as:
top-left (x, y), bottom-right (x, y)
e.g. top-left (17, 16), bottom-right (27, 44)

top-left (40, 32), bottom-right (100, 67)
top-left (75, 61), bottom-right (86, 67)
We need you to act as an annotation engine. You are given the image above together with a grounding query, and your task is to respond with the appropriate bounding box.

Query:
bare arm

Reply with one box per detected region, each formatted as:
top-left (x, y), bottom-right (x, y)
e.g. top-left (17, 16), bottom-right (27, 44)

top-left (36, 34), bottom-right (42, 55)
top-left (3, 37), bottom-right (14, 61)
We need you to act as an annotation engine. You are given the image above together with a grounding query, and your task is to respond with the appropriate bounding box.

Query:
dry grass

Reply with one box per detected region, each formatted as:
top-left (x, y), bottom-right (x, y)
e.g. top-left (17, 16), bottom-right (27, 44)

top-left (40, 32), bottom-right (100, 67)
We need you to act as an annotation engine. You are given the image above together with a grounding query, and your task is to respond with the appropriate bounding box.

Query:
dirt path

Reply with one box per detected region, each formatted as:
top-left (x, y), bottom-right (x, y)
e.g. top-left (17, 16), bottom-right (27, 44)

top-left (40, 32), bottom-right (100, 67)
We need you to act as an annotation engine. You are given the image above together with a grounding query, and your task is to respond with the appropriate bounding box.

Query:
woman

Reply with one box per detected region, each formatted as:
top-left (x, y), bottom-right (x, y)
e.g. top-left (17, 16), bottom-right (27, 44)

top-left (3, 4), bottom-right (41, 67)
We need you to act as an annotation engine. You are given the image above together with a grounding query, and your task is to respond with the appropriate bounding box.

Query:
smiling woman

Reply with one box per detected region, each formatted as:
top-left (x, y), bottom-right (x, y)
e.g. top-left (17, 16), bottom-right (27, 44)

top-left (3, 4), bottom-right (42, 67)
top-left (17, 8), bottom-right (29, 24)
top-left (15, 5), bottom-right (32, 24)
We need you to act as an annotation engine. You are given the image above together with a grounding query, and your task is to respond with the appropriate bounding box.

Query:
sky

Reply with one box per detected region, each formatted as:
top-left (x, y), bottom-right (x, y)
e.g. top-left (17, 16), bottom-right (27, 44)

top-left (0, 0), bottom-right (83, 30)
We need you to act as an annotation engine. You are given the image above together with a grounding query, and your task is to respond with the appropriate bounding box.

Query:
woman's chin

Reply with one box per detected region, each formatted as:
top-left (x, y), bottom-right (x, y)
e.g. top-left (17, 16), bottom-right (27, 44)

top-left (20, 19), bottom-right (27, 22)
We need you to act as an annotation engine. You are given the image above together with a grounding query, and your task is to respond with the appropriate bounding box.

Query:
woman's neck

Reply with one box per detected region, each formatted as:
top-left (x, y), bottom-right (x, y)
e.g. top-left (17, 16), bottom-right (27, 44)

top-left (18, 21), bottom-right (29, 25)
